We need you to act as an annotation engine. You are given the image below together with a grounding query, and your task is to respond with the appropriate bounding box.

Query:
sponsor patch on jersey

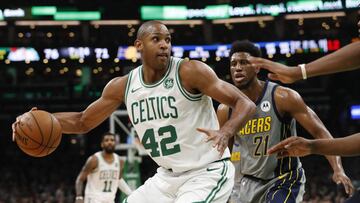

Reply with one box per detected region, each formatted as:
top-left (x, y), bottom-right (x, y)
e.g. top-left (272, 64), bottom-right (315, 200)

top-left (164, 78), bottom-right (174, 89)
top-left (260, 100), bottom-right (271, 112)
top-left (231, 152), bottom-right (241, 162)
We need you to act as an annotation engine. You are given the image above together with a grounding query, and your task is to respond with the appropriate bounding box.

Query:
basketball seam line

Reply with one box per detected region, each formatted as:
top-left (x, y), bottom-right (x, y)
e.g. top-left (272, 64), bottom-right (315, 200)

top-left (36, 113), bottom-right (54, 156)
top-left (46, 115), bottom-right (61, 154)
top-left (16, 125), bottom-right (57, 149)
top-left (29, 112), bottom-right (45, 145)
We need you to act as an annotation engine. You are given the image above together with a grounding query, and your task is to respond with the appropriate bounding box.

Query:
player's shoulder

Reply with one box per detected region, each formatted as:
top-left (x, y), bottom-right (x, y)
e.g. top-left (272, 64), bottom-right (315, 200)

top-left (178, 58), bottom-right (214, 80)
top-left (180, 58), bottom-right (209, 70)
top-left (274, 85), bottom-right (301, 100)
top-left (107, 75), bottom-right (129, 87)
top-left (84, 154), bottom-right (99, 169)
top-left (217, 103), bottom-right (229, 112)
top-left (273, 84), bottom-right (303, 112)
top-left (102, 75), bottom-right (130, 99)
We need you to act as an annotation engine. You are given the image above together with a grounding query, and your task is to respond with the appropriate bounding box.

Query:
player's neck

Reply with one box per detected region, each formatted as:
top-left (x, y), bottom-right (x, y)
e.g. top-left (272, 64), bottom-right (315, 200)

top-left (142, 63), bottom-right (168, 84)
top-left (242, 78), bottom-right (264, 102)
top-left (101, 151), bottom-right (114, 161)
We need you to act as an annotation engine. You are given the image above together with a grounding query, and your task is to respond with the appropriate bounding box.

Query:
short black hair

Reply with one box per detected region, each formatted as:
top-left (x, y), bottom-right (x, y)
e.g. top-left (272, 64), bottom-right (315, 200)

top-left (136, 20), bottom-right (164, 40)
top-left (101, 132), bottom-right (115, 142)
top-left (229, 40), bottom-right (262, 59)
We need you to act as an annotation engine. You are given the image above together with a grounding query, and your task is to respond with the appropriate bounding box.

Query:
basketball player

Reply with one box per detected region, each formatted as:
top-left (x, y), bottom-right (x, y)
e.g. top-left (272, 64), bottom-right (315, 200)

top-left (217, 40), bottom-right (354, 203)
top-left (13, 21), bottom-right (256, 202)
top-left (249, 20), bottom-right (360, 157)
top-left (75, 132), bottom-right (132, 203)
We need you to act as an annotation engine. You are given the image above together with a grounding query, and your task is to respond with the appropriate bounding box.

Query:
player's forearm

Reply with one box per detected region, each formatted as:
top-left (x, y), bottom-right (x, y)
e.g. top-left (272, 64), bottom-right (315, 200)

top-left (310, 130), bottom-right (344, 172)
top-left (75, 177), bottom-right (85, 197)
top-left (53, 112), bottom-right (94, 134)
top-left (221, 99), bottom-right (255, 136)
top-left (306, 42), bottom-right (360, 78)
top-left (311, 133), bottom-right (360, 156)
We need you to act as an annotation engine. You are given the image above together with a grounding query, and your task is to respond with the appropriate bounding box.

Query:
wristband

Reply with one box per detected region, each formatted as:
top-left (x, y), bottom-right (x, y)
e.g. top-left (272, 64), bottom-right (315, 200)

top-left (299, 64), bottom-right (307, 80)
top-left (76, 196), bottom-right (84, 200)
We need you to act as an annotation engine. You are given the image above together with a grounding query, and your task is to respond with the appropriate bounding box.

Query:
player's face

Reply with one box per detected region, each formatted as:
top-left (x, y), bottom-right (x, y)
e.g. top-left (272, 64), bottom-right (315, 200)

top-left (101, 135), bottom-right (115, 153)
top-left (230, 52), bottom-right (259, 89)
top-left (137, 24), bottom-right (171, 70)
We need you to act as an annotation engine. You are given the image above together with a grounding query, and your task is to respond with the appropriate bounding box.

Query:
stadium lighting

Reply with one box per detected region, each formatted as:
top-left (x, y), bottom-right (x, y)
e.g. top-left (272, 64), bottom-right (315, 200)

top-left (285, 11), bottom-right (345, 19)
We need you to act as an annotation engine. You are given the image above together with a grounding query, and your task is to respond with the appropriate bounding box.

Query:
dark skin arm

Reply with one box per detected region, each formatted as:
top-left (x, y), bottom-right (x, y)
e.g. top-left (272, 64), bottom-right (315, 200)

top-left (53, 76), bottom-right (127, 134)
top-left (119, 158), bottom-right (125, 178)
top-left (274, 86), bottom-right (354, 195)
top-left (268, 132), bottom-right (360, 157)
top-left (12, 76), bottom-right (127, 136)
top-left (179, 60), bottom-right (256, 156)
top-left (75, 156), bottom-right (98, 203)
top-left (249, 41), bottom-right (360, 84)
top-left (216, 104), bottom-right (234, 152)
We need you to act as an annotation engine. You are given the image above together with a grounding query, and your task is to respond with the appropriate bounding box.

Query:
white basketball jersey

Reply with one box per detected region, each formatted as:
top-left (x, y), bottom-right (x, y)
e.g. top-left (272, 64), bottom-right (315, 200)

top-left (84, 152), bottom-right (120, 202)
top-left (125, 57), bottom-right (230, 173)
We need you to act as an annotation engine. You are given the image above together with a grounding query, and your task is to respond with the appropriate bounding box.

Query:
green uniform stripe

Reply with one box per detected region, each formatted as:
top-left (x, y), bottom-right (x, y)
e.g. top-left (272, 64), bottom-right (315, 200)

top-left (124, 70), bottom-right (133, 105)
top-left (204, 160), bottom-right (228, 203)
top-left (175, 59), bottom-right (203, 101)
top-left (139, 58), bottom-right (173, 88)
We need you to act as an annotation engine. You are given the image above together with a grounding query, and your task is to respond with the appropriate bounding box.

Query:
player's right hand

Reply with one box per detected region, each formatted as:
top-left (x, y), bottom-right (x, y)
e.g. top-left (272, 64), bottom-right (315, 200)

top-left (267, 136), bottom-right (313, 158)
top-left (249, 57), bottom-right (300, 84)
top-left (197, 127), bottom-right (230, 157)
top-left (11, 107), bottom-right (38, 141)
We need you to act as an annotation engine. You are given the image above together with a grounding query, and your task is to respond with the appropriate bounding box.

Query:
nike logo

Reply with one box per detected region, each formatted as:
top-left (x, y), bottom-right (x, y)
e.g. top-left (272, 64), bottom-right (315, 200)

top-left (206, 167), bottom-right (221, 172)
top-left (131, 87), bottom-right (142, 93)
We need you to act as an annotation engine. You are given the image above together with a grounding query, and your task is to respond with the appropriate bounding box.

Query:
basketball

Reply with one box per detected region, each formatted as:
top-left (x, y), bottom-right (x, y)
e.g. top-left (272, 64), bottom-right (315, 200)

top-left (14, 110), bottom-right (62, 157)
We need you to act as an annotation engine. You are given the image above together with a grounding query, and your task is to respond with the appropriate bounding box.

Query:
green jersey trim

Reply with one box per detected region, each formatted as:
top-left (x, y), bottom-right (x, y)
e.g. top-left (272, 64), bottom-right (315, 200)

top-left (203, 160), bottom-right (228, 203)
top-left (175, 59), bottom-right (203, 101)
top-left (124, 70), bottom-right (133, 105)
top-left (139, 57), bottom-right (173, 88)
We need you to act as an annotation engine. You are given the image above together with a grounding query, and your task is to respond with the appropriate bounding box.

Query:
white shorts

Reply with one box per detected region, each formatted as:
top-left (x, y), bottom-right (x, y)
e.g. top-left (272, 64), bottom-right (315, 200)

top-left (123, 159), bottom-right (234, 203)
top-left (84, 196), bottom-right (114, 203)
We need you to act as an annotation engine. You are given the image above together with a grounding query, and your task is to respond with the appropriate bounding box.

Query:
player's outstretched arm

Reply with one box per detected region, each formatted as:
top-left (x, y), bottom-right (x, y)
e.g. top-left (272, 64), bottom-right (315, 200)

top-left (249, 41), bottom-right (360, 83)
top-left (274, 87), bottom-right (354, 195)
top-left (75, 156), bottom-right (98, 203)
top-left (267, 136), bottom-right (313, 158)
top-left (12, 76), bottom-right (128, 136)
top-left (268, 133), bottom-right (360, 157)
top-left (180, 60), bottom-right (256, 156)
top-left (53, 76), bottom-right (128, 134)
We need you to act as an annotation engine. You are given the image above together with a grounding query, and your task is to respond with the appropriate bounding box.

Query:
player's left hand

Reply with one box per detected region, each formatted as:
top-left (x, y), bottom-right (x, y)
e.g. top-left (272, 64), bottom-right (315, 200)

top-left (332, 170), bottom-right (354, 196)
top-left (11, 107), bottom-right (38, 141)
top-left (197, 128), bottom-right (229, 157)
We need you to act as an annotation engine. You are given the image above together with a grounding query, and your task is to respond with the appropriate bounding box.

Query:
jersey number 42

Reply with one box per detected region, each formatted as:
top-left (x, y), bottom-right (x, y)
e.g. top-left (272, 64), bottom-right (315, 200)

top-left (141, 125), bottom-right (181, 157)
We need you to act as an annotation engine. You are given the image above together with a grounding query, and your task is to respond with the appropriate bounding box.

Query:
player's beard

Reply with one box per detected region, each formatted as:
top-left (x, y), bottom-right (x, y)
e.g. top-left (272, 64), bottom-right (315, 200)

top-left (104, 146), bottom-right (115, 154)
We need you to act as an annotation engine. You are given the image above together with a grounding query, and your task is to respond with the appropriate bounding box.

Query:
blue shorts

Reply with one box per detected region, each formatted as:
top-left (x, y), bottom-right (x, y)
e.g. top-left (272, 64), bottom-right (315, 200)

top-left (229, 168), bottom-right (306, 203)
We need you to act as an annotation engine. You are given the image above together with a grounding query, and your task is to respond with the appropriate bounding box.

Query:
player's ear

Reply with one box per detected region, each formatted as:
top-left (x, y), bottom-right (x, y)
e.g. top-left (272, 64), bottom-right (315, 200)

top-left (135, 39), bottom-right (143, 51)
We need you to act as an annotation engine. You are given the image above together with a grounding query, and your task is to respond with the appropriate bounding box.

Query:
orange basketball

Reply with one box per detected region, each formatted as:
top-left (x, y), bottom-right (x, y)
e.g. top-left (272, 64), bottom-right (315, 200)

top-left (15, 110), bottom-right (62, 157)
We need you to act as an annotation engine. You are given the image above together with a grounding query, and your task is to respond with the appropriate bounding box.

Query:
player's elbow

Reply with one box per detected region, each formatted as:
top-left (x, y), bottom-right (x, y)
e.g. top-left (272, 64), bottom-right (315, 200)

top-left (78, 123), bottom-right (92, 134)
top-left (78, 113), bottom-right (93, 134)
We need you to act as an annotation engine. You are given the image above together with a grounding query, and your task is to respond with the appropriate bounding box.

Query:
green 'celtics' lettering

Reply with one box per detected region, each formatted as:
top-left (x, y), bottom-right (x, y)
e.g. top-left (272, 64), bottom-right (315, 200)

top-left (131, 96), bottom-right (178, 124)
